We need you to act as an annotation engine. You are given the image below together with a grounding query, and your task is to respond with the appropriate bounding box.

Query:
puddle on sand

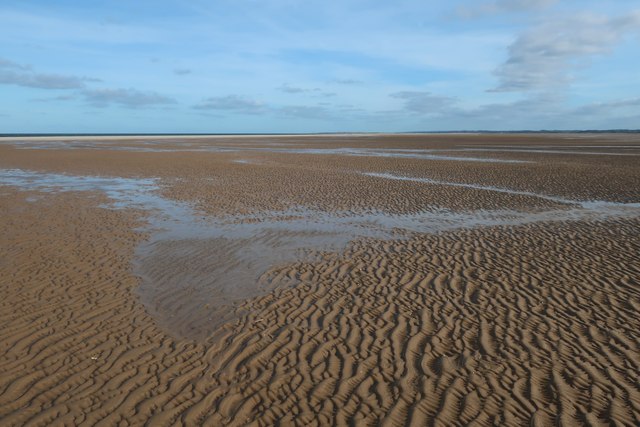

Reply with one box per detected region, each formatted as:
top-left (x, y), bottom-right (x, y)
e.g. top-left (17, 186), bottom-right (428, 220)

top-left (364, 171), bottom-right (640, 212)
top-left (461, 144), bottom-right (640, 149)
top-left (363, 172), bottom-right (577, 206)
top-left (232, 159), bottom-right (256, 165)
top-left (2, 168), bottom-right (640, 339)
top-left (242, 147), bottom-right (530, 163)
top-left (6, 140), bottom-right (528, 163)
top-left (0, 168), bottom-right (158, 209)
top-left (459, 148), bottom-right (639, 156)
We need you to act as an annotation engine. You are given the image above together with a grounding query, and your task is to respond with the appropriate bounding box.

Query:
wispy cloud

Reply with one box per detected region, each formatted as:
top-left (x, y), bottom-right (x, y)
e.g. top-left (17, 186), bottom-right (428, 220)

top-left (82, 88), bottom-right (176, 108)
top-left (383, 89), bottom-right (640, 130)
top-left (452, 94), bottom-right (560, 122)
top-left (2, 2), bottom-right (640, 131)
top-left (192, 94), bottom-right (341, 120)
top-left (32, 95), bottom-right (76, 102)
top-left (278, 105), bottom-right (335, 120)
top-left (0, 58), bottom-right (29, 70)
top-left (570, 97), bottom-right (640, 117)
top-left (457, 0), bottom-right (557, 18)
top-left (193, 95), bottom-right (266, 114)
top-left (0, 57), bottom-right (97, 90)
top-left (1, 9), bottom-right (162, 45)
top-left (331, 78), bottom-right (362, 85)
top-left (391, 91), bottom-right (457, 115)
top-left (492, 11), bottom-right (640, 92)
top-left (279, 84), bottom-right (308, 94)
top-left (279, 84), bottom-right (336, 97)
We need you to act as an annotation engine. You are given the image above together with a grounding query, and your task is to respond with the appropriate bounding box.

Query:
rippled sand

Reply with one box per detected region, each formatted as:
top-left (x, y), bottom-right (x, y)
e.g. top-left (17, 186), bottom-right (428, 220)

top-left (1, 133), bottom-right (639, 426)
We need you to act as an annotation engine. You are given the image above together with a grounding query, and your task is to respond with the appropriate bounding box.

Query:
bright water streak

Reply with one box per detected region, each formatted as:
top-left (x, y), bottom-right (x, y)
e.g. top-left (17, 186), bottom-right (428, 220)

top-left (3, 168), bottom-right (640, 338)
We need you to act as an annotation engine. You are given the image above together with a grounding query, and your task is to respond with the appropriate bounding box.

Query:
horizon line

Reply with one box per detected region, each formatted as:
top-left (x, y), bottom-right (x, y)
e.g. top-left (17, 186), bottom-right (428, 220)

top-left (2, 129), bottom-right (640, 138)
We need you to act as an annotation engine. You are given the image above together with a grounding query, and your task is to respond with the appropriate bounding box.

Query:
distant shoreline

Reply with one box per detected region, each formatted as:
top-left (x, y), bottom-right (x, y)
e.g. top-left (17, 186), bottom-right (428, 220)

top-left (1, 129), bottom-right (639, 139)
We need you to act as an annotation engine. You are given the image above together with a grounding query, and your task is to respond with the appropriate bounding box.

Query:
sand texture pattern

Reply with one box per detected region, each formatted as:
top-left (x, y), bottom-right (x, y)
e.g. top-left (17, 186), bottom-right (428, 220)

top-left (0, 133), bottom-right (639, 426)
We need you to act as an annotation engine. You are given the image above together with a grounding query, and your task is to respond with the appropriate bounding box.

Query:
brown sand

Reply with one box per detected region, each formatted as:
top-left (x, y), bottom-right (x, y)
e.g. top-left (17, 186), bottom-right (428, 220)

top-left (0, 133), bottom-right (639, 425)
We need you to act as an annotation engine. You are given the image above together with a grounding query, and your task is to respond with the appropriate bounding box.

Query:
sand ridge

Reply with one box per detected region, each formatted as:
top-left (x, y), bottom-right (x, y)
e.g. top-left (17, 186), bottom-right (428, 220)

top-left (1, 133), bottom-right (639, 425)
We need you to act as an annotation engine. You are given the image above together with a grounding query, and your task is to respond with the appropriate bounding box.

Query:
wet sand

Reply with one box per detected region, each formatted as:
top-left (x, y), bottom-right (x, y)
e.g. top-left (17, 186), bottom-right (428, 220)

top-left (0, 133), bottom-right (639, 425)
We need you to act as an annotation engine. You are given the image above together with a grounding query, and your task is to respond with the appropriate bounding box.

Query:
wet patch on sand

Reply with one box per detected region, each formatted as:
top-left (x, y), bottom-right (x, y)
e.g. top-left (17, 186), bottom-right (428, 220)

top-left (2, 167), bottom-right (640, 339)
top-left (459, 148), bottom-right (640, 156)
top-left (4, 139), bottom-right (530, 163)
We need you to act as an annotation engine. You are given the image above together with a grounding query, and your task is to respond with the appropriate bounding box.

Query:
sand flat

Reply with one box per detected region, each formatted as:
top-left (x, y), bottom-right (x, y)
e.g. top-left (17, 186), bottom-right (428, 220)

top-left (1, 133), bottom-right (639, 425)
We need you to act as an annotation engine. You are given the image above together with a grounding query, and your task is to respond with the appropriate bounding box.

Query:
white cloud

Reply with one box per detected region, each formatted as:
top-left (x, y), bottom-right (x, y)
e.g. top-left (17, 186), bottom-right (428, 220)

top-left (82, 88), bottom-right (176, 108)
top-left (332, 78), bottom-right (362, 85)
top-left (0, 58), bottom-right (29, 70)
top-left (0, 57), bottom-right (96, 89)
top-left (192, 94), bottom-right (336, 120)
top-left (278, 105), bottom-right (335, 120)
top-left (193, 95), bottom-right (266, 114)
top-left (279, 84), bottom-right (336, 98)
top-left (279, 84), bottom-right (309, 94)
top-left (385, 89), bottom-right (640, 130)
top-left (391, 91), bottom-right (457, 115)
top-left (457, 0), bottom-right (557, 18)
top-left (0, 9), bottom-right (162, 45)
top-left (32, 95), bottom-right (76, 102)
top-left (570, 97), bottom-right (640, 118)
top-left (493, 11), bottom-right (640, 92)
top-left (2, 2), bottom-right (640, 131)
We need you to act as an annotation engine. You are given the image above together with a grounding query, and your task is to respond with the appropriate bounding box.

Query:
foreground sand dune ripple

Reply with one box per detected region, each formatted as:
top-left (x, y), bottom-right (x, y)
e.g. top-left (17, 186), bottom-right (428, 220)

top-left (0, 134), bottom-right (639, 425)
top-left (3, 166), bottom-right (639, 342)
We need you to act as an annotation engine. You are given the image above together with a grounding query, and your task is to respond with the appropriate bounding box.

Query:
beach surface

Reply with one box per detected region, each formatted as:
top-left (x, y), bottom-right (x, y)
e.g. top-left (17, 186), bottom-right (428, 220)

top-left (1, 133), bottom-right (639, 425)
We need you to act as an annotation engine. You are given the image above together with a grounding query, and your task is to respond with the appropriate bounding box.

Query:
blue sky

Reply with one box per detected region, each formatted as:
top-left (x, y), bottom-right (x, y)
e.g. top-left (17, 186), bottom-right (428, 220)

top-left (1, 0), bottom-right (639, 133)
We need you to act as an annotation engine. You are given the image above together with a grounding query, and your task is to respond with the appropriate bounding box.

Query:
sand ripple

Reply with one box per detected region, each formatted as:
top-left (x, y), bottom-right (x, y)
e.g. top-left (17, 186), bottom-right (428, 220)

top-left (1, 188), bottom-right (639, 425)
top-left (1, 134), bottom-right (639, 425)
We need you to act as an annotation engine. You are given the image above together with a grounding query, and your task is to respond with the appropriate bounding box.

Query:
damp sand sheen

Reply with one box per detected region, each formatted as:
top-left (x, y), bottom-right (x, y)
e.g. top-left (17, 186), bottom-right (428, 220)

top-left (0, 133), bottom-right (639, 426)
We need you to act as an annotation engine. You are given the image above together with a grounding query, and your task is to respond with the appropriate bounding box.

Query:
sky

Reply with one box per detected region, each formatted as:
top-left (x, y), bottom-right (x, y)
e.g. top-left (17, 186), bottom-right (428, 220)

top-left (1, 0), bottom-right (639, 133)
